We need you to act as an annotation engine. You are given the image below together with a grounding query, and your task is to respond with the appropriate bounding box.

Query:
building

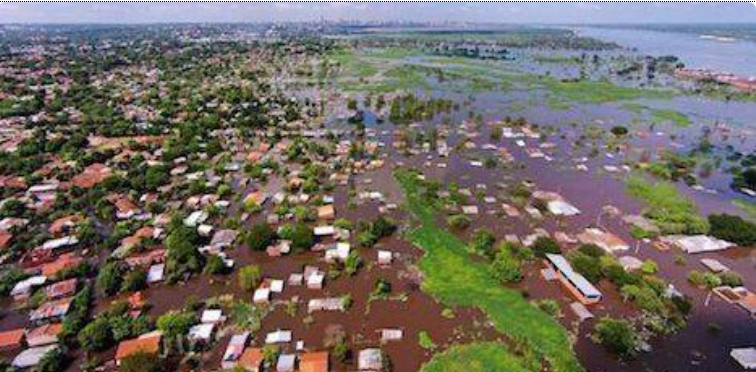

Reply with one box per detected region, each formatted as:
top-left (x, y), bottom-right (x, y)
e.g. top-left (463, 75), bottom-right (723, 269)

top-left (0, 329), bottom-right (25, 351)
top-left (731, 347), bottom-right (756, 370)
top-left (299, 351), bottom-right (329, 372)
top-left (276, 354), bottom-right (296, 372)
top-left (238, 347), bottom-right (263, 372)
top-left (25, 323), bottom-right (62, 347)
top-left (661, 235), bottom-right (735, 254)
top-left (358, 348), bottom-right (384, 371)
top-left (11, 345), bottom-right (57, 369)
top-left (577, 228), bottom-right (629, 253)
top-left (545, 253), bottom-right (602, 305)
top-left (115, 332), bottom-right (162, 365)
top-left (221, 332), bottom-right (249, 370)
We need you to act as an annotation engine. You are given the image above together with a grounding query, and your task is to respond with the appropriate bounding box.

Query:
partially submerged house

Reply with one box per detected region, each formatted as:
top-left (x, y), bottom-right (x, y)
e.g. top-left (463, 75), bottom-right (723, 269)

top-left (545, 253), bottom-right (602, 305)
top-left (660, 235), bottom-right (735, 254)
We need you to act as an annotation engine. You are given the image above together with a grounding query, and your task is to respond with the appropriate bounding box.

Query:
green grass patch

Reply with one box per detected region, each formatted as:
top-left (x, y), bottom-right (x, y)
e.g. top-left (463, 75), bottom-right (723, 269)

top-left (396, 170), bottom-right (584, 372)
top-left (651, 109), bottom-right (691, 127)
top-left (421, 343), bottom-right (537, 372)
top-left (541, 78), bottom-right (674, 104)
top-left (626, 175), bottom-right (708, 234)
top-left (418, 330), bottom-right (437, 351)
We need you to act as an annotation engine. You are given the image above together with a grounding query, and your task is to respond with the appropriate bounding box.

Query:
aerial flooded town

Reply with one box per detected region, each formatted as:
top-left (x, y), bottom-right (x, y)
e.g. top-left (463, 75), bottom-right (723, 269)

top-left (0, 3), bottom-right (754, 372)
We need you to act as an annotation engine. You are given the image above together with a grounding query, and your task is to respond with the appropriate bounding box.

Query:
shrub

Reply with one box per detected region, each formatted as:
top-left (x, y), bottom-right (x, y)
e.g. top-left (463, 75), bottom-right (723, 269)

top-left (593, 317), bottom-right (639, 358)
top-left (121, 268), bottom-right (147, 293)
top-left (156, 311), bottom-right (195, 341)
top-left (489, 249), bottom-right (522, 283)
top-left (204, 255), bottom-right (229, 275)
top-left (418, 331), bottom-right (437, 350)
top-left (708, 214), bottom-right (756, 246)
top-left (467, 229), bottom-right (496, 258)
top-left (238, 265), bottom-right (262, 291)
top-left (532, 237), bottom-right (562, 258)
top-left (447, 214), bottom-right (471, 230)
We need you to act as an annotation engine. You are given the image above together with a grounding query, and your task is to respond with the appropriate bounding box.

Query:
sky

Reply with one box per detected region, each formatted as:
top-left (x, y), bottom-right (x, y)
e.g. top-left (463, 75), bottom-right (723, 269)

top-left (1, 2), bottom-right (756, 24)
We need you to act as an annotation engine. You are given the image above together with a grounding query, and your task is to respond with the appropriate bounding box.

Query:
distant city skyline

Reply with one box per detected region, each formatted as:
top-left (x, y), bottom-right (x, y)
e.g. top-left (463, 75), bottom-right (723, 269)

top-left (1, 2), bottom-right (756, 24)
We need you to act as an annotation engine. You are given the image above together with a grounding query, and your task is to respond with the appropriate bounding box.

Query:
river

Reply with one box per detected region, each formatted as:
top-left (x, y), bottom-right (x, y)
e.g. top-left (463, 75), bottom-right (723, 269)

top-left (576, 26), bottom-right (756, 77)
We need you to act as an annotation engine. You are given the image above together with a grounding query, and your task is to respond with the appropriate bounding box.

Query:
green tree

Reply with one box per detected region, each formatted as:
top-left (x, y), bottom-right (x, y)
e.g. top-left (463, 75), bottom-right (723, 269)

top-left (96, 262), bottom-right (123, 297)
top-left (78, 317), bottom-right (114, 351)
top-left (245, 222), bottom-right (277, 251)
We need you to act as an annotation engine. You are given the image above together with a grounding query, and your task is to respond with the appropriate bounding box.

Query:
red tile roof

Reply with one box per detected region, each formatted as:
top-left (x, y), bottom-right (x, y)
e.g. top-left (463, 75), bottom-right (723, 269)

top-left (115, 333), bottom-right (162, 362)
top-left (0, 329), bottom-right (25, 349)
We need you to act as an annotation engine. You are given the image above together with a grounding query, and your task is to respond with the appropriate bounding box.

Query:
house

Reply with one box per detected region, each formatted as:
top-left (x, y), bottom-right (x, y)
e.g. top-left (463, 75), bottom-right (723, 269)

top-left (201, 309), bottom-right (225, 324)
top-left (317, 205), bottom-right (335, 220)
top-left (29, 297), bottom-right (73, 322)
top-left (0, 230), bottom-right (12, 251)
top-left (221, 332), bottom-right (249, 370)
top-left (660, 235), bottom-right (735, 254)
top-left (299, 352), bottom-right (329, 372)
top-left (71, 163), bottom-right (112, 188)
top-left (618, 256), bottom-right (643, 272)
top-left (314, 225), bottom-right (335, 237)
top-left (265, 330), bottom-right (292, 344)
top-left (276, 354), bottom-right (296, 372)
top-left (358, 348), bottom-right (384, 371)
top-left (547, 200), bottom-right (580, 216)
top-left (379, 329), bottom-right (403, 342)
top-left (308, 298), bottom-right (346, 313)
top-left (377, 250), bottom-right (392, 266)
top-left (40, 236), bottom-right (79, 253)
top-left (0, 328), bottom-right (25, 350)
top-left (325, 242), bottom-right (350, 263)
top-left (545, 254), bottom-right (602, 305)
top-left (238, 347), bottom-right (264, 372)
top-left (147, 264), bottom-right (165, 283)
top-left (40, 254), bottom-right (82, 277)
top-left (115, 332), bottom-right (162, 365)
top-left (11, 276), bottom-right (47, 300)
top-left (12, 344), bottom-right (58, 369)
top-left (700, 258), bottom-right (729, 273)
top-left (113, 197), bottom-right (141, 220)
top-left (25, 323), bottom-right (63, 347)
top-left (188, 323), bottom-right (215, 343)
top-left (731, 347), bottom-right (756, 370)
top-left (184, 211), bottom-right (209, 228)
top-left (48, 215), bottom-right (81, 236)
top-left (44, 278), bottom-right (77, 299)
top-left (577, 228), bottom-right (629, 253)
top-left (253, 288), bottom-right (270, 304)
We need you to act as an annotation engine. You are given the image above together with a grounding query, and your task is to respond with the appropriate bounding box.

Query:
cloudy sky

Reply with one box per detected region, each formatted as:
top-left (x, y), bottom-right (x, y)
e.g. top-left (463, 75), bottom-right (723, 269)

top-left (1, 2), bottom-right (755, 24)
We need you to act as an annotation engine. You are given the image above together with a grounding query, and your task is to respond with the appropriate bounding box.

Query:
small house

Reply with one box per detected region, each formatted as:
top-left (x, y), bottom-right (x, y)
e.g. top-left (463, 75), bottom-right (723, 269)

top-left (25, 323), bottom-right (62, 347)
top-left (238, 347), bottom-right (263, 372)
top-left (0, 329), bottom-right (25, 351)
top-left (265, 330), bottom-right (292, 344)
top-left (358, 348), bottom-right (384, 371)
top-left (299, 351), bottom-right (329, 372)
top-left (12, 345), bottom-right (57, 369)
top-left (115, 332), bottom-right (162, 366)
top-left (545, 254), bottom-right (602, 305)
top-left (221, 332), bottom-right (249, 370)
top-left (276, 354), bottom-right (296, 372)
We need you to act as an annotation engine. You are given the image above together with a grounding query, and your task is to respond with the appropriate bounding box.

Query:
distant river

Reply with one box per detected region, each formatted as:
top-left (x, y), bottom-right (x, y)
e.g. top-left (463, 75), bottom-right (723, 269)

top-left (576, 27), bottom-right (756, 77)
